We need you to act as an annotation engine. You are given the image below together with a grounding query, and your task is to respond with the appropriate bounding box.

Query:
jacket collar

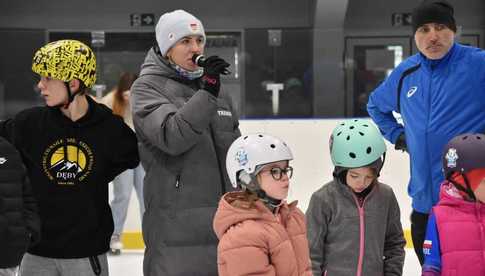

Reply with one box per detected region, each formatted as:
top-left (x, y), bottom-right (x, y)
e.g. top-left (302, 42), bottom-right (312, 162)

top-left (418, 42), bottom-right (458, 71)
top-left (141, 48), bottom-right (201, 87)
top-left (439, 181), bottom-right (485, 211)
top-left (48, 95), bottom-right (107, 127)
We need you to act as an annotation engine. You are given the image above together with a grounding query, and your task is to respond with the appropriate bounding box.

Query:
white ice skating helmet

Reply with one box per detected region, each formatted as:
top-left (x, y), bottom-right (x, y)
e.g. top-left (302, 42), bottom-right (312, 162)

top-left (226, 133), bottom-right (293, 188)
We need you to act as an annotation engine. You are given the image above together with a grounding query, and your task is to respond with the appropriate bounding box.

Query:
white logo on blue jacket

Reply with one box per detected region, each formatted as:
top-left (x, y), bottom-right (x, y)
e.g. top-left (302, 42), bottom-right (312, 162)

top-left (407, 86), bottom-right (418, 98)
top-left (423, 240), bottom-right (432, 255)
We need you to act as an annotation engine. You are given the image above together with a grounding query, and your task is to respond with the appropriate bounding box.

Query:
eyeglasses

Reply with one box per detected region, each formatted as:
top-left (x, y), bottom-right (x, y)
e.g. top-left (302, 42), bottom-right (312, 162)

top-left (260, 166), bottom-right (293, 180)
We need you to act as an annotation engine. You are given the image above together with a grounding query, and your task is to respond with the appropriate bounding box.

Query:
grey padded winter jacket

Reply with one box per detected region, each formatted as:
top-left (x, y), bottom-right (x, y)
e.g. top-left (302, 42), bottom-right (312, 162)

top-left (131, 48), bottom-right (240, 276)
top-left (306, 178), bottom-right (406, 276)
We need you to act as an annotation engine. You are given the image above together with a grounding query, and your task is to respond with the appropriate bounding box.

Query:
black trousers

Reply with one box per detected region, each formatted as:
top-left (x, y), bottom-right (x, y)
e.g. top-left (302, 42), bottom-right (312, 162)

top-left (411, 210), bottom-right (429, 266)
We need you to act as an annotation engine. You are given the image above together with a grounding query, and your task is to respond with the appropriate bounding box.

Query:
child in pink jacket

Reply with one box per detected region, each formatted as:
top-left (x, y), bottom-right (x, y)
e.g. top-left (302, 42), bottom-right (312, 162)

top-left (422, 133), bottom-right (485, 275)
top-left (213, 133), bottom-right (312, 276)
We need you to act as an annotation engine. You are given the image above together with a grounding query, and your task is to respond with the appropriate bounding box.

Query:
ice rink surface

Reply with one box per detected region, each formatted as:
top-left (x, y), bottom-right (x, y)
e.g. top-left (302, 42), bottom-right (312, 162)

top-left (108, 248), bottom-right (422, 276)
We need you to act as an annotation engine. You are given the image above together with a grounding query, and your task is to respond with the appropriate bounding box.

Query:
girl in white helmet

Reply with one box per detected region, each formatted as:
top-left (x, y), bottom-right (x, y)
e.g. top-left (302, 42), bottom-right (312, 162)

top-left (306, 119), bottom-right (406, 276)
top-left (213, 133), bottom-right (312, 276)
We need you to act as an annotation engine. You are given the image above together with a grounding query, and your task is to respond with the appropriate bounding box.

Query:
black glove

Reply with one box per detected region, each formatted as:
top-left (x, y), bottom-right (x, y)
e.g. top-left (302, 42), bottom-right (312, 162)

top-left (395, 133), bottom-right (407, 152)
top-left (201, 56), bottom-right (230, 97)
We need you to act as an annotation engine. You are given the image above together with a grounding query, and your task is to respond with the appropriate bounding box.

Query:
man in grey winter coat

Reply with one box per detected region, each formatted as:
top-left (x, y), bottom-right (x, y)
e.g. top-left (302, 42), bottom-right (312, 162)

top-left (131, 10), bottom-right (240, 276)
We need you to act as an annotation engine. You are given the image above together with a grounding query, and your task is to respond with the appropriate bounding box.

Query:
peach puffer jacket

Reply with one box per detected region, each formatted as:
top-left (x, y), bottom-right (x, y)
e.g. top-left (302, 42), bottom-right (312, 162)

top-left (213, 191), bottom-right (312, 276)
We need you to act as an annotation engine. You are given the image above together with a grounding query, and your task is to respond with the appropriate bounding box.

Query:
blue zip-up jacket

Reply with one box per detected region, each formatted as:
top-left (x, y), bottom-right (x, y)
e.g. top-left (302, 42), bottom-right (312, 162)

top-left (367, 43), bottom-right (485, 213)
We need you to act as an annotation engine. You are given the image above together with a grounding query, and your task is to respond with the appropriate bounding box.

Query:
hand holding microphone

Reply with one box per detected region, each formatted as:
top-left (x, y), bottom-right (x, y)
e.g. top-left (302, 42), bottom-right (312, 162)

top-left (192, 54), bottom-right (230, 97)
top-left (192, 54), bottom-right (231, 75)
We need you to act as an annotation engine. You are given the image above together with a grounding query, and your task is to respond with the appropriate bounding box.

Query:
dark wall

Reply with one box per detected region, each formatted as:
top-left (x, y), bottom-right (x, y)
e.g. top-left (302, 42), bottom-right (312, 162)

top-left (0, 0), bottom-right (483, 119)
top-left (245, 28), bottom-right (313, 118)
top-left (317, 0), bottom-right (485, 117)
top-left (345, 0), bottom-right (485, 30)
top-left (0, 0), bottom-right (314, 30)
top-left (0, 29), bottom-right (45, 119)
top-left (344, 0), bottom-right (485, 48)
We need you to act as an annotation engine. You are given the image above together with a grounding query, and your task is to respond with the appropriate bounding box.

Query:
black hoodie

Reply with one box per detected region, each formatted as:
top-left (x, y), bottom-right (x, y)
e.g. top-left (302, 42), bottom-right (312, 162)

top-left (0, 96), bottom-right (139, 258)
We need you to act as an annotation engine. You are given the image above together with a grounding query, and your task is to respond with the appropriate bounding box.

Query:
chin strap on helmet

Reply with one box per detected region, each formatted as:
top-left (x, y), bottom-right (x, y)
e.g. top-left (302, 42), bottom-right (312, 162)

top-left (256, 189), bottom-right (282, 213)
top-left (377, 152), bottom-right (386, 177)
top-left (57, 81), bottom-right (84, 109)
top-left (238, 171), bottom-right (282, 213)
top-left (63, 82), bottom-right (74, 108)
top-left (447, 172), bottom-right (476, 201)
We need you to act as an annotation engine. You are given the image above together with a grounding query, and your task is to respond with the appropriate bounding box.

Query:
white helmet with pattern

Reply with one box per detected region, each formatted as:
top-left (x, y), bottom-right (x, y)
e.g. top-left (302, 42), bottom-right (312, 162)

top-left (226, 133), bottom-right (293, 188)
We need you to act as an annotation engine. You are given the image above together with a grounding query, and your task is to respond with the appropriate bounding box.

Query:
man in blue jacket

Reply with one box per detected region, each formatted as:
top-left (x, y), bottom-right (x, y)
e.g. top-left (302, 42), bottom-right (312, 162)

top-left (367, 0), bottom-right (485, 265)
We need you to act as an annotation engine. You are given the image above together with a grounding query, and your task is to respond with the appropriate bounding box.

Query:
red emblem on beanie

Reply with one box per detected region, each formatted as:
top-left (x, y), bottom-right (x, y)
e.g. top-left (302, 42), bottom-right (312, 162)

top-left (190, 23), bottom-right (199, 32)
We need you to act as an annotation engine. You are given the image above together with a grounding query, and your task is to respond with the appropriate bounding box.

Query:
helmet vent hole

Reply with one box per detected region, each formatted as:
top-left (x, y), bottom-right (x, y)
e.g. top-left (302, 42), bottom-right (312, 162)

top-left (349, 152), bottom-right (356, 159)
top-left (366, 147), bottom-right (372, 154)
top-left (349, 126), bottom-right (355, 130)
top-left (477, 136), bottom-right (482, 140)
top-left (243, 136), bottom-right (248, 140)
top-left (363, 124), bottom-right (369, 127)
top-left (359, 132), bottom-right (364, 136)
top-left (258, 134), bottom-right (263, 138)
top-left (270, 144), bottom-right (276, 148)
top-left (337, 131), bottom-right (342, 136)
top-left (346, 135), bottom-right (350, 141)
top-left (463, 136), bottom-right (468, 140)
top-left (354, 119), bottom-right (358, 122)
top-left (340, 123), bottom-right (345, 126)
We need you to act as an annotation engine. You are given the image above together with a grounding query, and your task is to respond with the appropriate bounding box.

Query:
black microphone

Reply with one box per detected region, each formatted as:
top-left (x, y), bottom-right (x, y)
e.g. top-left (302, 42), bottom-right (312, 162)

top-left (192, 54), bottom-right (231, 75)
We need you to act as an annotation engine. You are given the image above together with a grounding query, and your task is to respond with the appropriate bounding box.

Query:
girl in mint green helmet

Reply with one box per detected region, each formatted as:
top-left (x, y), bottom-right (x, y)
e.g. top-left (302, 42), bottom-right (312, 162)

top-left (306, 119), bottom-right (406, 276)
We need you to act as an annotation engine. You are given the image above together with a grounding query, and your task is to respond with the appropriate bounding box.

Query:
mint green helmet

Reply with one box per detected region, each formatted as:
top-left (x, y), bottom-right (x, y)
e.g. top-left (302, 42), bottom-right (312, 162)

top-left (330, 119), bottom-right (386, 168)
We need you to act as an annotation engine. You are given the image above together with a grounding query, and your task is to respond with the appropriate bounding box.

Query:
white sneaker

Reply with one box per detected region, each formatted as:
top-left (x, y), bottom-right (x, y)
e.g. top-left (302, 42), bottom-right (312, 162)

top-left (109, 234), bottom-right (123, 255)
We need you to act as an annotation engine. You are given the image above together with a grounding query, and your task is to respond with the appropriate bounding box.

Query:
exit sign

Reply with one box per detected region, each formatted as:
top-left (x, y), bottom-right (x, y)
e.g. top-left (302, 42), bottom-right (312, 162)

top-left (392, 13), bottom-right (412, 26)
top-left (130, 13), bottom-right (155, 27)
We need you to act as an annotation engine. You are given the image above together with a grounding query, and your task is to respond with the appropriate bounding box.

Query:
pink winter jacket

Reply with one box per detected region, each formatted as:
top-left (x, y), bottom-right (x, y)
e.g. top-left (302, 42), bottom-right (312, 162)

top-left (431, 182), bottom-right (485, 275)
top-left (213, 192), bottom-right (312, 276)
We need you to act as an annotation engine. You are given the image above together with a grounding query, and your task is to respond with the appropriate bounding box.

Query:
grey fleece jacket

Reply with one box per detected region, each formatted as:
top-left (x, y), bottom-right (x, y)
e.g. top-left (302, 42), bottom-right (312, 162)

top-left (306, 178), bottom-right (405, 276)
top-left (131, 48), bottom-right (241, 276)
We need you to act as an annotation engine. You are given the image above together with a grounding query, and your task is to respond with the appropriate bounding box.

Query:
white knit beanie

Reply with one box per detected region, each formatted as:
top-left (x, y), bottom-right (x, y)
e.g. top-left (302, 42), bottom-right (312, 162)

top-left (155, 10), bottom-right (206, 57)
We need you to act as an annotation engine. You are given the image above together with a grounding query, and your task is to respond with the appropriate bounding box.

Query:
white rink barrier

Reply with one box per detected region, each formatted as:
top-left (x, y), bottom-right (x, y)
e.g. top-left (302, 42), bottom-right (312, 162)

top-left (119, 118), bottom-right (412, 233)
